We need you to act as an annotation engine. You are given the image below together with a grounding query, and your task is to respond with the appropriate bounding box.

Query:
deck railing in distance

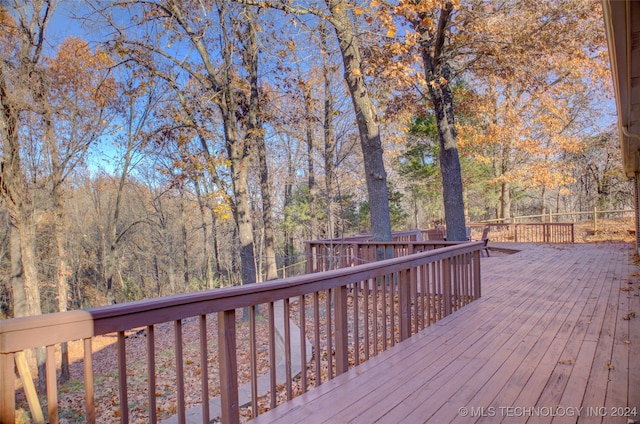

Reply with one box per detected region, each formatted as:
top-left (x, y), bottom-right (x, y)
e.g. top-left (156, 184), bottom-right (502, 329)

top-left (468, 222), bottom-right (575, 243)
top-left (305, 239), bottom-right (465, 273)
top-left (0, 242), bottom-right (483, 424)
top-left (304, 229), bottom-right (435, 274)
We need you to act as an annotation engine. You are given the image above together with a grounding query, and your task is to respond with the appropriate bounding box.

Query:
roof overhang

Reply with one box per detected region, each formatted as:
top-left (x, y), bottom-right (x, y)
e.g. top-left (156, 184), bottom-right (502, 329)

top-left (602, 0), bottom-right (640, 178)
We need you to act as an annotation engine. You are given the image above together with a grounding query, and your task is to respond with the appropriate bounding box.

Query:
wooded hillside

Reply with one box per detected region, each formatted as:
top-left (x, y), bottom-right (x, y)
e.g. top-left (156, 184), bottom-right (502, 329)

top-left (0, 0), bottom-right (629, 319)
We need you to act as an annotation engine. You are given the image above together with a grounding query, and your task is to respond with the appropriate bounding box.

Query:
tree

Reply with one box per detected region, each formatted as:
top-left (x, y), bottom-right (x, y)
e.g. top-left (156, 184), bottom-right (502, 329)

top-left (44, 36), bottom-right (116, 380)
top-left (96, 0), bottom-right (266, 286)
top-left (454, 0), bottom-right (610, 220)
top-left (241, 0), bottom-right (393, 242)
top-left (0, 0), bottom-right (55, 384)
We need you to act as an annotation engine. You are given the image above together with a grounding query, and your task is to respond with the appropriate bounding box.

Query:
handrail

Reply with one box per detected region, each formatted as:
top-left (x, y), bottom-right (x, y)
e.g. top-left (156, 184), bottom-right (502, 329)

top-left (468, 222), bottom-right (574, 243)
top-left (1, 241), bottom-right (483, 423)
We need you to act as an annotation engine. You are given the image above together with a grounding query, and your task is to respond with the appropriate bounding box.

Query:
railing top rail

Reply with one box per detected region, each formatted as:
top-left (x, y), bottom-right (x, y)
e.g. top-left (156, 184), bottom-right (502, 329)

top-left (0, 242), bottom-right (483, 354)
top-left (306, 240), bottom-right (466, 246)
top-left (469, 222), bottom-right (574, 226)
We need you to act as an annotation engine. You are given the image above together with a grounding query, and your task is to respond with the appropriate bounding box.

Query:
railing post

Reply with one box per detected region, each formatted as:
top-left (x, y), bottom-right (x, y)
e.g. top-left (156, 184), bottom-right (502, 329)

top-left (473, 250), bottom-right (481, 299)
top-left (334, 285), bottom-right (349, 375)
top-left (443, 258), bottom-right (452, 316)
top-left (399, 268), bottom-right (411, 341)
top-left (1, 352), bottom-right (16, 424)
top-left (570, 223), bottom-right (575, 243)
top-left (305, 242), bottom-right (313, 274)
top-left (218, 309), bottom-right (239, 424)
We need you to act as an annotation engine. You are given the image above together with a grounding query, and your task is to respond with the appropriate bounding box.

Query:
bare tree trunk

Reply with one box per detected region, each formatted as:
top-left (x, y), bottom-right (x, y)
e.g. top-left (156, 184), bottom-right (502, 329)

top-left (194, 182), bottom-right (215, 289)
top-left (500, 181), bottom-right (511, 221)
top-left (321, 23), bottom-right (337, 240)
top-left (1, 43), bottom-right (46, 385)
top-left (9, 225), bottom-right (26, 317)
top-left (179, 191), bottom-right (190, 290)
top-left (283, 148), bottom-right (295, 269)
top-left (325, 0), bottom-right (392, 242)
top-left (246, 10), bottom-right (278, 281)
top-left (54, 202), bottom-right (70, 382)
top-left (417, 3), bottom-right (466, 241)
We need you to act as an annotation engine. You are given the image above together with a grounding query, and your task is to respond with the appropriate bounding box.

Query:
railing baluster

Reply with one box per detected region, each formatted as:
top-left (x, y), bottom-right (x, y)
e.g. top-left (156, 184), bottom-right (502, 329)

top-left (381, 275), bottom-right (387, 350)
top-left (175, 320), bottom-right (186, 424)
top-left (431, 261), bottom-right (438, 321)
top-left (46, 345), bottom-right (57, 424)
top-left (199, 316), bottom-right (209, 423)
top-left (84, 338), bottom-right (95, 423)
top-left (249, 305), bottom-right (258, 417)
top-left (146, 326), bottom-right (156, 423)
top-left (390, 273), bottom-right (395, 346)
top-left (313, 292), bottom-right (321, 386)
top-left (353, 281), bottom-right (360, 366)
top-left (325, 289), bottom-right (333, 380)
top-left (334, 285), bottom-right (348, 375)
top-left (268, 302), bottom-right (276, 409)
top-left (372, 275), bottom-right (379, 355)
top-left (474, 250), bottom-right (482, 298)
top-left (218, 309), bottom-right (239, 424)
top-left (284, 298), bottom-right (292, 400)
top-left (399, 269), bottom-right (410, 341)
top-left (299, 294), bottom-right (307, 393)
top-left (443, 258), bottom-right (452, 316)
top-left (117, 331), bottom-right (128, 423)
top-left (364, 279), bottom-right (370, 361)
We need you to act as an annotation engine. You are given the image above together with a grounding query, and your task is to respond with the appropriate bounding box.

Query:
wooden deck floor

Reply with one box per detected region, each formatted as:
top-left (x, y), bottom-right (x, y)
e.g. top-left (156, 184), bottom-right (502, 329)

top-left (251, 243), bottom-right (640, 423)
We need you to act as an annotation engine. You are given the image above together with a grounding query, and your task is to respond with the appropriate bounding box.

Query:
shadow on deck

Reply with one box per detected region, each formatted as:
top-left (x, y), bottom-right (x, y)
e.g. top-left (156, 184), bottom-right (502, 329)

top-left (252, 243), bottom-right (640, 423)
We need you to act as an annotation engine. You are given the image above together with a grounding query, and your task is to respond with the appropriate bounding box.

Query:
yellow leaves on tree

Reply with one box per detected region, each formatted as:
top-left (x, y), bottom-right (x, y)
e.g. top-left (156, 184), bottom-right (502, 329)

top-left (48, 37), bottom-right (117, 110)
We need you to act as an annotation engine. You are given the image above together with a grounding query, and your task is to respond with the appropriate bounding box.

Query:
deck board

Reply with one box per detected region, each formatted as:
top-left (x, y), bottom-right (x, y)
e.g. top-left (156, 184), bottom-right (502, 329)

top-left (250, 243), bottom-right (640, 424)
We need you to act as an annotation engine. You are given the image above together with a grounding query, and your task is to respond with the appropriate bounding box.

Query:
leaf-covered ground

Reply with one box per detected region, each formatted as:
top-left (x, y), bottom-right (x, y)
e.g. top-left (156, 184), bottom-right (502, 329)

top-left (14, 217), bottom-right (634, 422)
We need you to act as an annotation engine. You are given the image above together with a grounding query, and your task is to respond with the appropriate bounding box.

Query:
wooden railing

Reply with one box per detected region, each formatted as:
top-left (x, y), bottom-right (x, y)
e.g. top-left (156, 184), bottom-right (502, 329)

top-left (0, 242), bottom-right (483, 424)
top-left (469, 222), bottom-right (574, 243)
top-left (305, 239), bottom-right (463, 273)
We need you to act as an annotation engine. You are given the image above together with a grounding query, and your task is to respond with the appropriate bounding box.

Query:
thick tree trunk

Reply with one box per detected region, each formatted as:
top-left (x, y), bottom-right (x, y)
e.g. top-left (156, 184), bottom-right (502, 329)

top-left (418, 3), bottom-right (467, 241)
top-left (326, 0), bottom-right (392, 242)
top-left (306, 99), bottom-right (318, 240)
top-left (246, 11), bottom-right (278, 281)
top-left (1, 62), bottom-right (46, 385)
top-left (9, 224), bottom-right (26, 318)
top-left (257, 135), bottom-right (278, 280)
top-left (430, 77), bottom-right (467, 241)
top-left (500, 181), bottom-right (511, 221)
top-left (54, 197), bottom-right (70, 382)
top-left (219, 2), bottom-right (257, 287)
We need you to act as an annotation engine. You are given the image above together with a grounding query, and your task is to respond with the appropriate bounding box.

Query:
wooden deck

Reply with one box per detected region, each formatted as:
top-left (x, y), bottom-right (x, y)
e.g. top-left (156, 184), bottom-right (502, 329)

top-left (251, 243), bottom-right (640, 423)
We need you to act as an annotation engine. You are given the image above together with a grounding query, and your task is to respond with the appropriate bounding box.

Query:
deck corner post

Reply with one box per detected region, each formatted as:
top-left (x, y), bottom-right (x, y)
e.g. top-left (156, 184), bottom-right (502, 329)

top-left (1, 352), bottom-right (16, 424)
top-left (218, 309), bottom-right (239, 424)
top-left (334, 285), bottom-right (349, 375)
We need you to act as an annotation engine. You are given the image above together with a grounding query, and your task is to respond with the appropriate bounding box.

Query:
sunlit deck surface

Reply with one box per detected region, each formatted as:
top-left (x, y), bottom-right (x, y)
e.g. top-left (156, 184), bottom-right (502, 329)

top-left (252, 243), bottom-right (639, 423)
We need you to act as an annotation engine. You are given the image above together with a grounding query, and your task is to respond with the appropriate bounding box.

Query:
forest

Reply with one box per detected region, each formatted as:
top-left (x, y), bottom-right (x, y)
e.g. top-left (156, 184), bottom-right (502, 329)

top-left (0, 0), bottom-right (631, 320)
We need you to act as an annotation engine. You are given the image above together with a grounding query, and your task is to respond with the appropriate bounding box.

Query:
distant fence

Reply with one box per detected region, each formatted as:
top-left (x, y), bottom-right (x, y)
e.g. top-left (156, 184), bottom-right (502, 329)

top-left (482, 208), bottom-right (633, 227)
top-left (469, 222), bottom-right (574, 243)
